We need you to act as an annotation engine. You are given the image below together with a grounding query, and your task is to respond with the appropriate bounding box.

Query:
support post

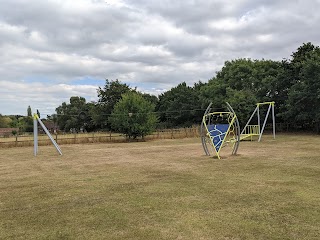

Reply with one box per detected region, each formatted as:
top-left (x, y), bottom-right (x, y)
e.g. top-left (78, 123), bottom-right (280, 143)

top-left (226, 102), bottom-right (240, 155)
top-left (257, 104), bottom-right (260, 134)
top-left (34, 114), bottom-right (62, 156)
top-left (201, 102), bottom-right (212, 156)
top-left (241, 106), bottom-right (258, 135)
top-left (272, 103), bottom-right (276, 139)
top-left (258, 104), bottom-right (272, 142)
top-left (34, 116), bottom-right (38, 156)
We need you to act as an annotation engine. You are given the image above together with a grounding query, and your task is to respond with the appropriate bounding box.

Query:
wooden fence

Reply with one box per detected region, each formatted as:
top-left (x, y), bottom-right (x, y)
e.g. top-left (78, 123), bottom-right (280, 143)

top-left (0, 127), bottom-right (200, 148)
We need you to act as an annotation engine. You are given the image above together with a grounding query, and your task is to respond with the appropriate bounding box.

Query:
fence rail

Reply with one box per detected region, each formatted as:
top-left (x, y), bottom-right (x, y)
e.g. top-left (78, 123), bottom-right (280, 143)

top-left (0, 127), bottom-right (200, 148)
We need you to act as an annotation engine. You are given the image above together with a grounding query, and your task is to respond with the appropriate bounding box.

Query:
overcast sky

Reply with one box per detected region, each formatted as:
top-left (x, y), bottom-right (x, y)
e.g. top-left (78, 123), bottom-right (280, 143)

top-left (1, 0), bottom-right (320, 116)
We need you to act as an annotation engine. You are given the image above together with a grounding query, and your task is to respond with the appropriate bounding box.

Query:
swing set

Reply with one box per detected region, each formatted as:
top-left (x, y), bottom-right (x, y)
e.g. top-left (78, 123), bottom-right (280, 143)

top-left (201, 101), bottom-right (276, 159)
top-left (240, 102), bottom-right (275, 142)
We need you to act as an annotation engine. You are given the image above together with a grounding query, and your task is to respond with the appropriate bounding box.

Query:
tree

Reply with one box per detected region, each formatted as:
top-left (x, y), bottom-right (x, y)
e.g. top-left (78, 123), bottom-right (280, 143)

top-left (0, 114), bottom-right (13, 128)
top-left (200, 58), bottom-right (284, 124)
top-left (214, 58), bottom-right (283, 101)
top-left (27, 106), bottom-right (32, 117)
top-left (225, 88), bottom-right (258, 126)
top-left (94, 79), bottom-right (134, 129)
top-left (97, 79), bottom-right (132, 105)
top-left (109, 92), bottom-right (158, 139)
top-left (56, 96), bottom-right (93, 132)
top-left (13, 116), bottom-right (33, 132)
top-left (199, 77), bottom-right (227, 110)
top-left (284, 46), bottom-right (320, 132)
top-left (156, 82), bottom-right (201, 127)
top-left (140, 93), bottom-right (158, 106)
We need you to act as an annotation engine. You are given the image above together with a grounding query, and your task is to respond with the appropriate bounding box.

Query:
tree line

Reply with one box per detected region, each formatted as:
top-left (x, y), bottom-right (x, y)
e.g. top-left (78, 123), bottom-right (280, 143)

top-left (1, 42), bottom-right (320, 136)
top-left (0, 106), bottom-right (35, 133)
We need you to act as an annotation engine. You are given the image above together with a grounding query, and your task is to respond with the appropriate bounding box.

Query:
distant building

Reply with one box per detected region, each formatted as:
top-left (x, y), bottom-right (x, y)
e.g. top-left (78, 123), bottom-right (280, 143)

top-left (0, 128), bottom-right (19, 137)
top-left (38, 120), bottom-right (59, 134)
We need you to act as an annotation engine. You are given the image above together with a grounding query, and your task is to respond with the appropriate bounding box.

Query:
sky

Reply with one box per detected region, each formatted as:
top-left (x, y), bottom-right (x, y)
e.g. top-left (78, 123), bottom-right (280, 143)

top-left (1, 0), bottom-right (320, 116)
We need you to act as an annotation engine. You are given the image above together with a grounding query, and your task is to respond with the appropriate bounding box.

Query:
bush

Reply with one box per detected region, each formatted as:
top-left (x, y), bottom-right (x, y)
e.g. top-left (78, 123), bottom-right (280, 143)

top-left (109, 92), bottom-right (158, 139)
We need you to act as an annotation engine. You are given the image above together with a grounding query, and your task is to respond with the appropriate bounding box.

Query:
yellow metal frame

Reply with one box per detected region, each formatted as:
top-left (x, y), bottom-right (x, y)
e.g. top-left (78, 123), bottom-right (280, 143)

top-left (241, 101), bottom-right (276, 141)
top-left (256, 101), bottom-right (275, 106)
top-left (202, 111), bottom-right (237, 159)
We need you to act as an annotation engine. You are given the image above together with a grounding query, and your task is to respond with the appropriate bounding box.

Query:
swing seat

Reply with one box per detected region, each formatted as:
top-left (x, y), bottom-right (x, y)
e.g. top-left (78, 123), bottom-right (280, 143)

top-left (240, 125), bottom-right (260, 140)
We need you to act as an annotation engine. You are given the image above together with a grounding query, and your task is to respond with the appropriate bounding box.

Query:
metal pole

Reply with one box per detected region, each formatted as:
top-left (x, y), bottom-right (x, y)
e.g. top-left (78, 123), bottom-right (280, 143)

top-left (257, 104), bottom-right (260, 134)
top-left (226, 102), bottom-right (240, 155)
top-left (33, 115), bottom-right (38, 156)
top-left (201, 102), bottom-right (212, 156)
top-left (36, 115), bottom-right (62, 155)
top-left (258, 104), bottom-right (272, 142)
top-left (272, 103), bottom-right (276, 139)
top-left (241, 106), bottom-right (258, 134)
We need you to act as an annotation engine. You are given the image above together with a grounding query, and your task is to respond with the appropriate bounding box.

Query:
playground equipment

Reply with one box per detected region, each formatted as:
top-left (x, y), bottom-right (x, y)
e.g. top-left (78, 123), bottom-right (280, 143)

top-left (201, 102), bottom-right (240, 159)
top-left (33, 114), bottom-right (62, 156)
top-left (240, 102), bottom-right (275, 142)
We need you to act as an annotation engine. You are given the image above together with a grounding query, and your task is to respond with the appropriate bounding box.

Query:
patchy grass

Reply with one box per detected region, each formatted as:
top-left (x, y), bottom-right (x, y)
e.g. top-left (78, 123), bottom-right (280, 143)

top-left (0, 134), bottom-right (320, 239)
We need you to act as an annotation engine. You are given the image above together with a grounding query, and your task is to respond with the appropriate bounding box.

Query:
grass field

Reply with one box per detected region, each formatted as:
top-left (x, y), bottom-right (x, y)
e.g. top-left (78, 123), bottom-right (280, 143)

top-left (0, 134), bottom-right (320, 239)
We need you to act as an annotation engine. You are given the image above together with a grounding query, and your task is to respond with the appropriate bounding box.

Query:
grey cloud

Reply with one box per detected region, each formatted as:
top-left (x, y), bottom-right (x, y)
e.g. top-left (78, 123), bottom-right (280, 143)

top-left (0, 0), bottom-right (136, 53)
top-left (1, 0), bottom-right (320, 115)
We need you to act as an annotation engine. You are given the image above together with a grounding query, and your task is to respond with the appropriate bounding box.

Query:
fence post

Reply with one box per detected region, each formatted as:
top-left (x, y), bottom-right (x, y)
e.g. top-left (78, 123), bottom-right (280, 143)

top-left (15, 135), bottom-right (18, 146)
top-left (171, 129), bottom-right (174, 139)
top-left (109, 131), bottom-right (112, 141)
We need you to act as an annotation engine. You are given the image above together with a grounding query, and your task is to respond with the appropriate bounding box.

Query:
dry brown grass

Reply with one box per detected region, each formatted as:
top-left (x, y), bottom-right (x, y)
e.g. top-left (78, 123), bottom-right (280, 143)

top-left (0, 134), bottom-right (320, 239)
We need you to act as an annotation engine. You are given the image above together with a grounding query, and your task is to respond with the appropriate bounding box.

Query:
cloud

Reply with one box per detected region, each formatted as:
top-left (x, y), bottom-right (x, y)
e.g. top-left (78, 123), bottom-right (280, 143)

top-left (0, 0), bottom-right (320, 115)
top-left (0, 80), bottom-right (98, 115)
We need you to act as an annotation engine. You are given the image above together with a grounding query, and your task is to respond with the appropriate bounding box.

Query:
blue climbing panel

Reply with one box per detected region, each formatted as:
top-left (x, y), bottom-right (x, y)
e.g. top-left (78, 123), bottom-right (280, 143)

top-left (207, 124), bottom-right (230, 152)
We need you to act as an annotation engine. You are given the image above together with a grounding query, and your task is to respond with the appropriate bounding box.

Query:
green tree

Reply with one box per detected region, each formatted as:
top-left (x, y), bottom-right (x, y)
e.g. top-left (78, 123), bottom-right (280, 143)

top-left (225, 88), bottom-right (258, 126)
top-left (199, 77), bottom-right (227, 110)
top-left (56, 96), bottom-right (93, 132)
top-left (140, 93), bottom-right (158, 106)
top-left (157, 82), bottom-right (201, 127)
top-left (109, 92), bottom-right (158, 139)
top-left (285, 46), bottom-right (320, 132)
top-left (97, 79), bottom-right (132, 105)
top-left (0, 115), bottom-right (13, 128)
top-left (13, 116), bottom-right (33, 132)
top-left (94, 79), bottom-right (133, 129)
top-left (200, 58), bottom-right (283, 123)
top-left (214, 58), bottom-right (283, 101)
